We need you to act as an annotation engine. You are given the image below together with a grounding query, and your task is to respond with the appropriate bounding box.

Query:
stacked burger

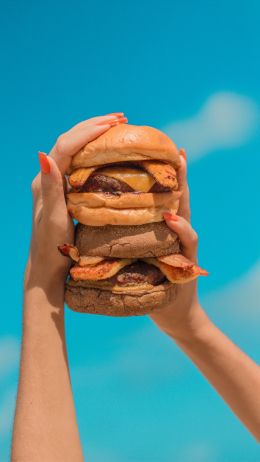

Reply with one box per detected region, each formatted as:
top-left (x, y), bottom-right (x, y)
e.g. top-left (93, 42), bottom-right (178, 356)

top-left (58, 123), bottom-right (208, 316)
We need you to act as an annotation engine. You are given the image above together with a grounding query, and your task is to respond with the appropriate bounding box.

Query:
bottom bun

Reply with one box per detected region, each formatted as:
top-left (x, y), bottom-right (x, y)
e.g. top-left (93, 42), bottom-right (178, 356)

top-left (65, 281), bottom-right (177, 316)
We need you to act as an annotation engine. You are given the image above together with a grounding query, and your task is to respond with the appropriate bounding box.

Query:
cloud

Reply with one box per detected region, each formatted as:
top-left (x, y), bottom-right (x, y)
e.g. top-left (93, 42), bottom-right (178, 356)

top-left (164, 92), bottom-right (259, 161)
top-left (174, 441), bottom-right (218, 462)
top-left (202, 259), bottom-right (260, 322)
top-left (0, 337), bottom-right (20, 380)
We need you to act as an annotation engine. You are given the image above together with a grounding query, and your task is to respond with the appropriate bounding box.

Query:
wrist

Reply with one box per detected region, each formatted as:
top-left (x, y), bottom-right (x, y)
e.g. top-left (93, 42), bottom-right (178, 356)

top-left (164, 302), bottom-right (213, 344)
top-left (24, 257), bottom-right (68, 303)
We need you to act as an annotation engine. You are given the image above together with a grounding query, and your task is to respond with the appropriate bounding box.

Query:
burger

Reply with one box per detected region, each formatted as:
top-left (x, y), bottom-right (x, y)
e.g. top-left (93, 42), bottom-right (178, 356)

top-left (58, 124), bottom-right (208, 316)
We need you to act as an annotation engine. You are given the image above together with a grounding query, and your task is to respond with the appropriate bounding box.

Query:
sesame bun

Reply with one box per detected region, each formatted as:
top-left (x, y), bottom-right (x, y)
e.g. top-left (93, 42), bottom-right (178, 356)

top-left (75, 221), bottom-right (180, 258)
top-left (67, 124), bottom-right (181, 172)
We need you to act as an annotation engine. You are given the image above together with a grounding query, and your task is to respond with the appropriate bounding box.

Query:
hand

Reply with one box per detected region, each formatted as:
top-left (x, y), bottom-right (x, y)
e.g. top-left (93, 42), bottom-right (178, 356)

top-left (25, 113), bottom-right (128, 289)
top-left (149, 150), bottom-right (208, 340)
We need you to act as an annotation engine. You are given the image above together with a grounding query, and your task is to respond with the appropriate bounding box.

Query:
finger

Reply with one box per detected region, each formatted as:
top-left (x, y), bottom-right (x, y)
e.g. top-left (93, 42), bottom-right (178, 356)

top-left (38, 152), bottom-right (67, 215)
top-left (69, 112), bottom-right (125, 131)
top-left (48, 115), bottom-right (128, 175)
top-left (163, 212), bottom-right (198, 263)
top-left (177, 149), bottom-right (191, 222)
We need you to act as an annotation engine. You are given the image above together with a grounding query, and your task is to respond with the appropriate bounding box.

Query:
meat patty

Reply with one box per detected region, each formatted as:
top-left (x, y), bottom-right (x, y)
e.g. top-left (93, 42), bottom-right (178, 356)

top-left (149, 182), bottom-right (171, 193)
top-left (82, 173), bottom-right (134, 193)
top-left (115, 261), bottom-right (166, 286)
top-left (81, 173), bottom-right (171, 193)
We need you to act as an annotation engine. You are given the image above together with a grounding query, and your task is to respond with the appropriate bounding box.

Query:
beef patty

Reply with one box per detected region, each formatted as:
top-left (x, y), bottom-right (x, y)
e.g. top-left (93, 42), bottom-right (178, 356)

top-left (113, 261), bottom-right (166, 287)
top-left (80, 168), bottom-right (170, 193)
top-left (82, 173), bottom-right (134, 193)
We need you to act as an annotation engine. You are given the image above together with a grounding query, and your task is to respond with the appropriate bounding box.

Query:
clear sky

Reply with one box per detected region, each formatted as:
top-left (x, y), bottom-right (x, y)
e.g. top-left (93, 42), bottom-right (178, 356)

top-left (0, 1), bottom-right (260, 461)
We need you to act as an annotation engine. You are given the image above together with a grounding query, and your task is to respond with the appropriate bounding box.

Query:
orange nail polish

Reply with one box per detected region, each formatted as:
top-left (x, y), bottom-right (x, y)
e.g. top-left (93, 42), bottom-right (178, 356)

top-left (179, 148), bottom-right (187, 160)
top-left (110, 116), bottom-right (128, 126)
top-left (96, 116), bottom-right (128, 127)
top-left (106, 112), bottom-right (124, 116)
top-left (163, 212), bottom-right (179, 221)
top-left (38, 151), bottom-right (50, 174)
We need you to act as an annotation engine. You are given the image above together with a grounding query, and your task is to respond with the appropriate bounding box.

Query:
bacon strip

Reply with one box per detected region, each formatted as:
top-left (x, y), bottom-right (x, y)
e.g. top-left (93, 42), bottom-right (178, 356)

top-left (69, 167), bottom-right (95, 189)
top-left (70, 258), bottom-right (133, 281)
top-left (142, 255), bottom-right (209, 283)
top-left (58, 244), bottom-right (105, 266)
top-left (138, 160), bottom-right (178, 190)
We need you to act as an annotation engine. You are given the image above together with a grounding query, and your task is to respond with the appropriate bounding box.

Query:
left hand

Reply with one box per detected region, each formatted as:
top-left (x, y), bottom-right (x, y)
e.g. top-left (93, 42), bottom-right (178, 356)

top-left (149, 150), bottom-right (207, 340)
top-left (25, 113), bottom-right (127, 289)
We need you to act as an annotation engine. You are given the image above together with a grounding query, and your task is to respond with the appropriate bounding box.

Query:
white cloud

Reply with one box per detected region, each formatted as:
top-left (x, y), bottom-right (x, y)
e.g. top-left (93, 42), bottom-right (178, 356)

top-left (202, 259), bottom-right (260, 322)
top-left (0, 337), bottom-right (20, 380)
top-left (174, 441), bottom-right (218, 462)
top-left (164, 92), bottom-right (259, 161)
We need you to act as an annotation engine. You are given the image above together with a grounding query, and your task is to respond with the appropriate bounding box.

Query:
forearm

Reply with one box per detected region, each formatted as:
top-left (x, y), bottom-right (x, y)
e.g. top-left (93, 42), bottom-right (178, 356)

top-left (11, 276), bottom-right (83, 462)
top-left (170, 305), bottom-right (260, 441)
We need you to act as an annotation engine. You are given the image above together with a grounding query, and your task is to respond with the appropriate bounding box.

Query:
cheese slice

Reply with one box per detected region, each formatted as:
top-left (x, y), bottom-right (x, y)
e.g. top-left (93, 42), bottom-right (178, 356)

top-left (96, 166), bottom-right (156, 192)
top-left (70, 258), bottom-right (134, 281)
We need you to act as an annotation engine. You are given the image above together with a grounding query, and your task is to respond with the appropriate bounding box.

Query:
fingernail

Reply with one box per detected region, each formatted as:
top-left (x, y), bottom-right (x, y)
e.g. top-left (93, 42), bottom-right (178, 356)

top-left (163, 212), bottom-right (179, 221)
top-left (96, 116), bottom-right (128, 127)
top-left (179, 148), bottom-right (186, 160)
top-left (110, 116), bottom-right (128, 126)
top-left (105, 112), bottom-right (124, 116)
top-left (38, 151), bottom-right (50, 174)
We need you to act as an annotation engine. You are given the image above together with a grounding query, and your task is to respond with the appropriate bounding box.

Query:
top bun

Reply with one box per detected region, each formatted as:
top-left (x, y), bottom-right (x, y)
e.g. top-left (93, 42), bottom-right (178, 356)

top-left (68, 124), bottom-right (181, 172)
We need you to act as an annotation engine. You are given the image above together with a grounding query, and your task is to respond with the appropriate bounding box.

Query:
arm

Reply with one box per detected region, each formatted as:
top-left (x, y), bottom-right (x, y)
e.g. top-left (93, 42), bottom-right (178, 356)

top-left (11, 112), bottom-right (127, 461)
top-left (171, 305), bottom-right (260, 442)
top-left (150, 149), bottom-right (260, 442)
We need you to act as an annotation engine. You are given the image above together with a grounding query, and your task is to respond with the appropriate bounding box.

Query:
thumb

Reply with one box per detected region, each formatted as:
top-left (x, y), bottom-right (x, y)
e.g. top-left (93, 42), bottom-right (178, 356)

top-left (38, 151), bottom-right (67, 213)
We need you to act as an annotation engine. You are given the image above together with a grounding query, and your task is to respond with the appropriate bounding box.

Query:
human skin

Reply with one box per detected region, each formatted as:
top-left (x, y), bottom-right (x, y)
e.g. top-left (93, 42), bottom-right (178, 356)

top-left (150, 150), bottom-right (260, 442)
top-left (11, 112), bottom-right (127, 462)
top-left (11, 119), bottom-right (260, 461)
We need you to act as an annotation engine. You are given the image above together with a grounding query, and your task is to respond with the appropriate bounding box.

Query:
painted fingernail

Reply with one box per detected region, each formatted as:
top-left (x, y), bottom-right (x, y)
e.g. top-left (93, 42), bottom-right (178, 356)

top-left (179, 148), bottom-right (187, 160)
top-left (105, 112), bottom-right (124, 116)
top-left (163, 212), bottom-right (179, 221)
top-left (96, 116), bottom-right (128, 127)
top-left (38, 151), bottom-right (50, 174)
top-left (110, 116), bottom-right (128, 126)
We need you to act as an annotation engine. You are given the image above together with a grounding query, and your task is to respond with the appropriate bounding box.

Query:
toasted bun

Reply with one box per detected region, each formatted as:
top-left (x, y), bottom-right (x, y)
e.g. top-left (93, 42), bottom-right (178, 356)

top-left (75, 221), bottom-right (180, 258)
top-left (67, 190), bottom-right (181, 209)
top-left (68, 202), bottom-right (180, 226)
top-left (68, 124), bottom-right (181, 172)
top-left (65, 280), bottom-right (177, 316)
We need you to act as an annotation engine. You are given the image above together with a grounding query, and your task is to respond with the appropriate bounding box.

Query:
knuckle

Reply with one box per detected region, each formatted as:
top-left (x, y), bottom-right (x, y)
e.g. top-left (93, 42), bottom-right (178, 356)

top-left (191, 230), bottom-right (199, 246)
top-left (55, 133), bottom-right (67, 156)
top-left (31, 177), bottom-right (40, 196)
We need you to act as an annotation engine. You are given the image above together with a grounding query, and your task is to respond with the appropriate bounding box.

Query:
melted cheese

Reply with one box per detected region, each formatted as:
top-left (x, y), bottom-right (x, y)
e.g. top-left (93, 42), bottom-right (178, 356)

top-left (96, 167), bottom-right (155, 192)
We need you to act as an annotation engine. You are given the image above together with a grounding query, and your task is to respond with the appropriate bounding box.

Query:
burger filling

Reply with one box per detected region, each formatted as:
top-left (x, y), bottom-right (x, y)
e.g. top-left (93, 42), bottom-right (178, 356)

top-left (58, 244), bottom-right (209, 289)
top-left (69, 161), bottom-right (178, 194)
top-left (114, 261), bottom-right (166, 286)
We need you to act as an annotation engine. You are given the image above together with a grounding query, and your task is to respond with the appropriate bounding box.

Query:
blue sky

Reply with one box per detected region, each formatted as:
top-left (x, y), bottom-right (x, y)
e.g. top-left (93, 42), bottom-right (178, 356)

top-left (1, 1), bottom-right (260, 461)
